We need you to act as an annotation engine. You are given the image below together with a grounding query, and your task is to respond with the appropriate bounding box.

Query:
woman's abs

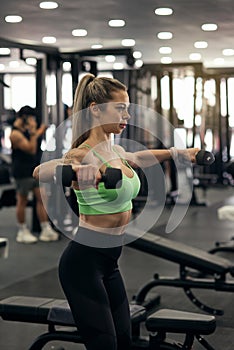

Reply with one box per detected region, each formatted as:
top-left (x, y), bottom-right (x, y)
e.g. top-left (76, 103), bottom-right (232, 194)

top-left (79, 210), bottom-right (132, 235)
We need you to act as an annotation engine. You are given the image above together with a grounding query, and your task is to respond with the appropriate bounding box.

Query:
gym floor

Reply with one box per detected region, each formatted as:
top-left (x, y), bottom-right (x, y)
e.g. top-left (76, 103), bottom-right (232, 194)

top-left (0, 186), bottom-right (234, 350)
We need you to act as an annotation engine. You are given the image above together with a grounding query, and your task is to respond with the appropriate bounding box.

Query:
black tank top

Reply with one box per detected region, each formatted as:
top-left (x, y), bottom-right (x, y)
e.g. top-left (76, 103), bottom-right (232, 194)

top-left (11, 126), bottom-right (37, 178)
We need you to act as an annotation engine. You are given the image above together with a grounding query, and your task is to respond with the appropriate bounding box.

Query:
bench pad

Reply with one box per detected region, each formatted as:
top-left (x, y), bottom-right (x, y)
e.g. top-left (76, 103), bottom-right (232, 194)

top-left (127, 232), bottom-right (234, 276)
top-left (0, 296), bottom-right (146, 326)
top-left (146, 309), bottom-right (216, 335)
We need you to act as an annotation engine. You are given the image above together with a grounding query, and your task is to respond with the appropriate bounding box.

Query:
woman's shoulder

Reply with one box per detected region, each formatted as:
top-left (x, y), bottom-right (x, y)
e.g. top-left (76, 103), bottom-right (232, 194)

top-left (63, 145), bottom-right (94, 164)
top-left (113, 144), bottom-right (126, 156)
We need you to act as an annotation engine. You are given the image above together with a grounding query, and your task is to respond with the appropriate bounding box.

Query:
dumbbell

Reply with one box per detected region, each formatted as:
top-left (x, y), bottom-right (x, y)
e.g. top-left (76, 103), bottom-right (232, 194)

top-left (196, 150), bottom-right (215, 165)
top-left (55, 164), bottom-right (122, 189)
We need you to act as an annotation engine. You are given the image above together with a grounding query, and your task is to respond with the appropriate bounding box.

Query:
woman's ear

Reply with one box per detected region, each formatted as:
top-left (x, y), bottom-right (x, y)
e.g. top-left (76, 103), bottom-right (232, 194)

top-left (89, 102), bottom-right (100, 118)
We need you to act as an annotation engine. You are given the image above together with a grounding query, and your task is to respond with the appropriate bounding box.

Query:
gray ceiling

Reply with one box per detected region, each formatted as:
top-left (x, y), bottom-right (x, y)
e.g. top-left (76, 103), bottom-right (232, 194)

top-left (0, 0), bottom-right (234, 72)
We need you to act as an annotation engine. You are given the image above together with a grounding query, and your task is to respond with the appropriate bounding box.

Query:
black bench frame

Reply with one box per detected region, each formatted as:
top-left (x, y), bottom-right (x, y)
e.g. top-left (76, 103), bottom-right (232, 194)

top-left (127, 232), bottom-right (234, 315)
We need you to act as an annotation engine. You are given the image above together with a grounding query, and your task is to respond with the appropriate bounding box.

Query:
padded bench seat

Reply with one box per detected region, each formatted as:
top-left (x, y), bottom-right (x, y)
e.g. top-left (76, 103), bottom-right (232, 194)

top-left (0, 296), bottom-right (146, 326)
top-left (146, 309), bottom-right (216, 335)
top-left (127, 232), bottom-right (234, 276)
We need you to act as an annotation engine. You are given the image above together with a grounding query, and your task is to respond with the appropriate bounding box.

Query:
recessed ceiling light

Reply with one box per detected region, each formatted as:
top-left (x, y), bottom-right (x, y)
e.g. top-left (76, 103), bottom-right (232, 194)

top-left (135, 59), bottom-right (143, 68)
top-left (91, 44), bottom-right (103, 49)
top-left (121, 39), bottom-right (135, 47)
top-left (159, 46), bottom-right (172, 54)
top-left (63, 62), bottom-right (71, 71)
top-left (0, 48), bottom-right (11, 55)
top-left (42, 36), bottom-right (57, 44)
top-left (161, 57), bottom-right (172, 64)
top-left (113, 62), bottom-right (124, 70)
top-left (108, 19), bottom-right (125, 27)
top-left (222, 49), bottom-right (234, 56)
top-left (39, 1), bottom-right (58, 9)
top-left (105, 55), bottom-right (116, 63)
top-left (201, 23), bottom-right (218, 31)
top-left (155, 7), bottom-right (173, 16)
top-left (72, 29), bottom-right (87, 37)
top-left (157, 32), bottom-right (173, 40)
top-left (189, 53), bottom-right (202, 60)
top-left (133, 51), bottom-right (142, 59)
top-left (25, 57), bottom-right (37, 65)
top-left (5, 15), bottom-right (22, 23)
top-left (213, 58), bottom-right (225, 64)
top-left (0, 64), bottom-right (5, 71)
top-left (194, 41), bottom-right (208, 48)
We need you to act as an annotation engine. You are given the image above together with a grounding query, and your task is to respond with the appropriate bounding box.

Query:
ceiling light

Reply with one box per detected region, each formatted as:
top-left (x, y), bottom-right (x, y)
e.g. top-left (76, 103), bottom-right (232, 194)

top-left (157, 32), bottom-right (173, 40)
top-left (189, 53), bottom-right (202, 60)
top-left (105, 55), bottom-right (116, 63)
top-left (42, 36), bottom-right (57, 44)
top-left (25, 57), bottom-right (37, 65)
top-left (72, 29), bottom-right (87, 37)
top-left (133, 51), bottom-right (142, 59)
top-left (161, 57), bottom-right (172, 64)
top-left (63, 61), bottom-right (71, 71)
top-left (201, 23), bottom-right (218, 31)
top-left (39, 1), bottom-right (58, 9)
top-left (155, 7), bottom-right (173, 16)
top-left (121, 39), bottom-right (135, 47)
top-left (108, 19), bottom-right (125, 27)
top-left (0, 48), bottom-right (11, 55)
top-left (91, 44), bottom-right (103, 49)
top-left (5, 15), bottom-right (22, 23)
top-left (213, 58), bottom-right (225, 64)
top-left (135, 59), bottom-right (143, 68)
top-left (159, 46), bottom-right (172, 54)
top-left (194, 41), bottom-right (208, 48)
top-left (222, 49), bottom-right (234, 56)
top-left (0, 64), bottom-right (5, 71)
top-left (113, 62), bottom-right (124, 70)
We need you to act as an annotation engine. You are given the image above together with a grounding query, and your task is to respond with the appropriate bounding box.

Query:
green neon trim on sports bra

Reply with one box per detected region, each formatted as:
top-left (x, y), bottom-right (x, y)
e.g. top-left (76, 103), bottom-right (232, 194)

top-left (74, 144), bottom-right (141, 215)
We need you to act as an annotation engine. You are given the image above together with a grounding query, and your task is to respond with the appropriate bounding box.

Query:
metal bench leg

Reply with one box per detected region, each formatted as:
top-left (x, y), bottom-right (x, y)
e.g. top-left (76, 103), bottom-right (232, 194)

top-left (28, 331), bottom-right (83, 350)
top-left (195, 335), bottom-right (216, 350)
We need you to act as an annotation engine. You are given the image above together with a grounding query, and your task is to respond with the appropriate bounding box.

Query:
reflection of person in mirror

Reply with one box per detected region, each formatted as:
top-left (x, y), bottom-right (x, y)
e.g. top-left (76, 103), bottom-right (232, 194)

top-left (33, 74), bottom-right (199, 350)
top-left (10, 105), bottom-right (59, 244)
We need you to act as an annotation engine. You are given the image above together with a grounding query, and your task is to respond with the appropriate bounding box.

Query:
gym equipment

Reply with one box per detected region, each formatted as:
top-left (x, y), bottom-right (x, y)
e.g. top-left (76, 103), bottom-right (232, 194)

top-left (126, 232), bottom-right (234, 316)
top-left (0, 154), bottom-right (16, 209)
top-left (195, 150), bottom-right (215, 166)
top-left (0, 296), bottom-right (216, 350)
top-left (208, 205), bottom-right (234, 254)
top-left (55, 164), bottom-right (122, 189)
top-left (0, 237), bottom-right (8, 258)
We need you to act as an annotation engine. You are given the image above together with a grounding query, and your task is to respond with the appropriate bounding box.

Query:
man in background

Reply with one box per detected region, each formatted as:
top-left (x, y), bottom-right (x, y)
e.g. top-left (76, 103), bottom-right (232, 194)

top-left (10, 105), bottom-right (59, 243)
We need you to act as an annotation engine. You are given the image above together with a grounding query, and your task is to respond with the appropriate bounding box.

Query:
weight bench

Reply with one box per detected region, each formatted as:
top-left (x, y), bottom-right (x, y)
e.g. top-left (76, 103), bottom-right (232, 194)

top-left (0, 296), bottom-right (216, 350)
top-left (0, 295), bottom-right (146, 350)
top-left (0, 237), bottom-right (8, 259)
top-left (126, 232), bottom-right (234, 315)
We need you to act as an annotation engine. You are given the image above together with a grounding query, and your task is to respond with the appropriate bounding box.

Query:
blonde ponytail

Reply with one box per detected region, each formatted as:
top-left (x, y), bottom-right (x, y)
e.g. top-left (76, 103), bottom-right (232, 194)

top-left (71, 74), bottom-right (127, 149)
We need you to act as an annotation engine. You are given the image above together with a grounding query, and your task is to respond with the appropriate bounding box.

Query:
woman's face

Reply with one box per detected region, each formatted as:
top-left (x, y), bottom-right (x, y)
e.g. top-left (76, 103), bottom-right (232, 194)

top-left (98, 90), bottom-right (130, 134)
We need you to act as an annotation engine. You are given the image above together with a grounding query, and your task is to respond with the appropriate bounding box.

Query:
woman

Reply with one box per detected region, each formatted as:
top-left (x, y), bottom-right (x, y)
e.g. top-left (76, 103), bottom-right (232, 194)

top-left (33, 74), bottom-right (199, 350)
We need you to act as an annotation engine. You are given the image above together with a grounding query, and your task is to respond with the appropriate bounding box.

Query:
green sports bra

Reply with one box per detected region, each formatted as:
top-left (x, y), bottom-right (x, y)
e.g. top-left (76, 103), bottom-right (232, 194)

top-left (74, 144), bottom-right (141, 215)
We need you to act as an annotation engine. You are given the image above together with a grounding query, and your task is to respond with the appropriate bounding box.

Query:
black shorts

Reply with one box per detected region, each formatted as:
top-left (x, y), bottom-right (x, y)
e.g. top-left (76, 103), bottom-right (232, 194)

top-left (15, 177), bottom-right (39, 197)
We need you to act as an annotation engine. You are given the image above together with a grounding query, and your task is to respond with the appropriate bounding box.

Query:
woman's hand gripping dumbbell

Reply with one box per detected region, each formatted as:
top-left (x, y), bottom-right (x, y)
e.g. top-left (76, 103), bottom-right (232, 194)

top-left (55, 164), bottom-right (122, 189)
top-left (171, 148), bottom-right (215, 165)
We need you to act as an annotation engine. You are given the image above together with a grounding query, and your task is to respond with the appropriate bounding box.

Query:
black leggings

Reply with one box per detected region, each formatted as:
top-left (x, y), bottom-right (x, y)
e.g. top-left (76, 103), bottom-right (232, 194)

top-left (58, 228), bottom-right (131, 350)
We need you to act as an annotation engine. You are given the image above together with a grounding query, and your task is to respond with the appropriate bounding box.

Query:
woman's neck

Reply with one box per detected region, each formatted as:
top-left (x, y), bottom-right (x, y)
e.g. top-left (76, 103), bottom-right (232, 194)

top-left (86, 129), bottom-right (113, 151)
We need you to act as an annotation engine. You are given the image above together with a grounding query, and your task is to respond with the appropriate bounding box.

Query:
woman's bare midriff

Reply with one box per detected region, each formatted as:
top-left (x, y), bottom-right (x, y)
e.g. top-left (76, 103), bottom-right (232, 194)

top-left (79, 210), bottom-right (132, 235)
